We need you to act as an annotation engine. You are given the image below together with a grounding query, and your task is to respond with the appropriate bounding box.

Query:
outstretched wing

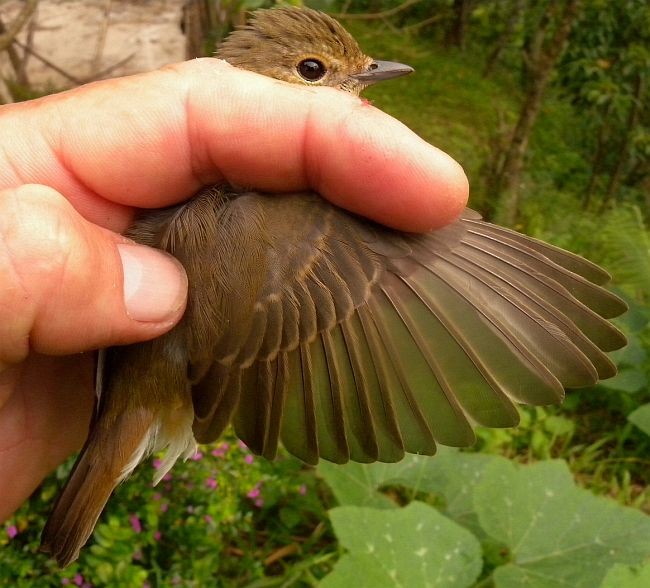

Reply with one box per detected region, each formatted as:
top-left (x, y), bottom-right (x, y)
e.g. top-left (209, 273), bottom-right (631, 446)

top-left (155, 188), bottom-right (626, 465)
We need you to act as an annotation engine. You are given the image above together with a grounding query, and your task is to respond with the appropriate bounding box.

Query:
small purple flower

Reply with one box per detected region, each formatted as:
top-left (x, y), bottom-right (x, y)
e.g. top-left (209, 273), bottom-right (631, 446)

top-left (154, 531), bottom-right (162, 541)
top-left (129, 515), bottom-right (142, 534)
top-left (152, 492), bottom-right (162, 501)
top-left (73, 574), bottom-right (84, 587)
top-left (244, 454), bottom-right (254, 465)
top-left (298, 484), bottom-right (307, 496)
top-left (205, 477), bottom-right (218, 490)
top-left (152, 458), bottom-right (163, 470)
top-left (160, 503), bottom-right (169, 513)
top-left (6, 525), bottom-right (18, 539)
top-left (211, 442), bottom-right (230, 457)
top-left (162, 472), bottom-right (173, 482)
top-left (204, 515), bottom-right (214, 524)
top-left (192, 450), bottom-right (203, 461)
top-left (247, 485), bottom-right (261, 499)
top-left (254, 498), bottom-right (264, 508)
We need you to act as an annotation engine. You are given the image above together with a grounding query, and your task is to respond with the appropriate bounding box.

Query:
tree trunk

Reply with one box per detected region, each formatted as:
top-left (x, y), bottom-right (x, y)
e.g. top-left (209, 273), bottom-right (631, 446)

top-left (495, 0), bottom-right (582, 226)
top-left (602, 72), bottom-right (645, 209)
top-left (445, 0), bottom-right (473, 49)
top-left (582, 105), bottom-right (612, 210)
top-left (483, 0), bottom-right (525, 78)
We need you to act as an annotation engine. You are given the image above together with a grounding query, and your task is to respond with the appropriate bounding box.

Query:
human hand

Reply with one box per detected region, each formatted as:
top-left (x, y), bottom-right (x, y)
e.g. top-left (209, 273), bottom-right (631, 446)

top-left (0, 58), bottom-right (468, 521)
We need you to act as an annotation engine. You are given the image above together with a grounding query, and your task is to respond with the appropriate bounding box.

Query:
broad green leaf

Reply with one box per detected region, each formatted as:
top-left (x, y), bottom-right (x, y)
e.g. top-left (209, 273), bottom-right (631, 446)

top-left (322, 502), bottom-right (482, 588)
top-left (603, 367), bottom-right (647, 394)
top-left (600, 562), bottom-right (650, 588)
top-left (474, 460), bottom-right (650, 588)
top-left (318, 449), bottom-right (500, 520)
top-left (628, 403), bottom-right (650, 436)
top-left (317, 459), bottom-right (408, 509)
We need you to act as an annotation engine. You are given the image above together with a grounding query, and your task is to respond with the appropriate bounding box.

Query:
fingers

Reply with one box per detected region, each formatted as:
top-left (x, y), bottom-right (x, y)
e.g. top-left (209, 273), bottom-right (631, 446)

top-left (0, 185), bottom-right (188, 365)
top-left (0, 59), bottom-right (468, 233)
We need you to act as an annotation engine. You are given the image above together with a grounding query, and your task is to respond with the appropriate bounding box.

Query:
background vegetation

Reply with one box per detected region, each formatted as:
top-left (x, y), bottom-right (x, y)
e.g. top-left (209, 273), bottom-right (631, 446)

top-left (1, 0), bottom-right (649, 586)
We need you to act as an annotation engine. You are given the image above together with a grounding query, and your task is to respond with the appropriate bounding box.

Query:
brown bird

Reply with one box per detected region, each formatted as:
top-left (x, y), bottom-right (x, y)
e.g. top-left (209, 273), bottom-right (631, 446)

top-left (41, 7), bottom-right (627, 566)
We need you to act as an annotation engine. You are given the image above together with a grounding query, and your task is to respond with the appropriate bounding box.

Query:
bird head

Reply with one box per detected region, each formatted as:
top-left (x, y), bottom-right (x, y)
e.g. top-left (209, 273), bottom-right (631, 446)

top-left (216, 7), bottom-right (413, 94)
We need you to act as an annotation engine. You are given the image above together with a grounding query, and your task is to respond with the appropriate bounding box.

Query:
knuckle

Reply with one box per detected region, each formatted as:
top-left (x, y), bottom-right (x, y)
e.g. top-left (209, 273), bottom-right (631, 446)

top-left (0, 186), bottom-right (83, 360)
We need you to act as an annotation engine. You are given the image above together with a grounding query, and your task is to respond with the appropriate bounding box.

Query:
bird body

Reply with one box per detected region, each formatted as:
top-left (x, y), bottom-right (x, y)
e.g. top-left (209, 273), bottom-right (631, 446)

top-left (41, 7), bottom-right (627, 567)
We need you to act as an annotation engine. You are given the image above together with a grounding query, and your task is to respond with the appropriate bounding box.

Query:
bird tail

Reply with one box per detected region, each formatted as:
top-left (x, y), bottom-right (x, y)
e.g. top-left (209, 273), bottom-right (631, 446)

top-left (40, 408), bottom-right (156, 567)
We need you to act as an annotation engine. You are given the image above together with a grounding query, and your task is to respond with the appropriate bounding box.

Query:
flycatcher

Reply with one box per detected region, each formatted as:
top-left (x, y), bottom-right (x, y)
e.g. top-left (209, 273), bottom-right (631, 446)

top-left (41, 7), bottom-right (627, 566)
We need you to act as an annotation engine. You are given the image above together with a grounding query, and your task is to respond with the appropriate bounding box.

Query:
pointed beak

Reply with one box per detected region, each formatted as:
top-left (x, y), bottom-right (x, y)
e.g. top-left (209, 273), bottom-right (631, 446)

top-left (350, 60), bottom-right (414, 84)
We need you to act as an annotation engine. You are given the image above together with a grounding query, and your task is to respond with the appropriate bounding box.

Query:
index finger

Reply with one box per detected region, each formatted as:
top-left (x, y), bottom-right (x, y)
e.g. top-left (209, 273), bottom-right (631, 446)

top-left (0, 59), bottom-right (468, 232)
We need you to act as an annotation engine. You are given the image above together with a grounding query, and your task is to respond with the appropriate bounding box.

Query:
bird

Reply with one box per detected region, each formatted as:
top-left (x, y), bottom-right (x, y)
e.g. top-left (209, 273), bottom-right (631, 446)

top-left (41, 6), bottom-right (627, 567)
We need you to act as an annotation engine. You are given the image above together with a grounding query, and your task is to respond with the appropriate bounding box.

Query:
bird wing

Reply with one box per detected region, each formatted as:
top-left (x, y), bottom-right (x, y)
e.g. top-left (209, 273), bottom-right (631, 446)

top-left (174, 189), bottom-right (626, 465)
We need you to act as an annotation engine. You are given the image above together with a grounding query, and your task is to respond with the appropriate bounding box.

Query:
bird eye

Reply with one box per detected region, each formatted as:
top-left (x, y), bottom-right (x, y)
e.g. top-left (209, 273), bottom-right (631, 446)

top-left (297, 59), bottom-right (326, 82)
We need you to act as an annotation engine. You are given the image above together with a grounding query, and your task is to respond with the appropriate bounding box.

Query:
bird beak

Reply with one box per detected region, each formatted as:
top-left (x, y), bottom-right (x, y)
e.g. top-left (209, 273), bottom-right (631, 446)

top-left (350, 60), bottom-right (414, 84)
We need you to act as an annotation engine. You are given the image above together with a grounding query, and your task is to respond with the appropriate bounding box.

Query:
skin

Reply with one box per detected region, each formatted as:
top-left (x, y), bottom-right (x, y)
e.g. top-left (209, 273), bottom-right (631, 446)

top-left (0, 58), bottom-right (468, 522)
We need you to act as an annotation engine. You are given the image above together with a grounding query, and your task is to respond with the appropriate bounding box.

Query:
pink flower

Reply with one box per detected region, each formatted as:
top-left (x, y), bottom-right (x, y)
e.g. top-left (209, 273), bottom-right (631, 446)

top-left (211, 442), bottom-right (230, 457)
top-left (162, 472), bottom-right (173, 482)
top-left (298, 484), bottom-right (307, 496)
top-left (160, 503), bottom-right (169, 513)
top-left (152, 458), bottom-right (163, 470)
top-left (244, 454), bottom-right (254, 464)
top-left (192, 450), bottom-right (203, 461)
top-left (247, 485), bottom-right (261, 499)
top-left (6, 525), bottom-right (18, 539)
top-left (154, 531), bottom-right (162, 541)
top-left (205, 477), bottom-right (218, 490)
top-left (254, 498), bottom-right (264, 508)
top-left (73, 574), bottom-right (84, 587)
top-left (152, 492), bottom-right (162, 501)
top-left (129, 515), bottom-right (142, 533)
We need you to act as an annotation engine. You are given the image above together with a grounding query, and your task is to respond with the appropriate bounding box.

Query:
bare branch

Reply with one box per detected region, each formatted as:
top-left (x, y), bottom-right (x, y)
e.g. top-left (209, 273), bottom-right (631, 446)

top-left (330, 0), bottom-right (422, 21)
top-left (0, 0), bottom-right (38, 52)
top-left (401, 13), bottom-right (447, 33)
top-left (90, 0), bottom-right (113, 77)
top-left (10, 38), bottom-right (84, 85)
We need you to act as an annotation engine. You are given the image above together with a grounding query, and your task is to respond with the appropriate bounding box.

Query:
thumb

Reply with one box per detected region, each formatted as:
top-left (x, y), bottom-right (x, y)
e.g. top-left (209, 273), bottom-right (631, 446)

top-left (0, 185), bottom-right (187, 365)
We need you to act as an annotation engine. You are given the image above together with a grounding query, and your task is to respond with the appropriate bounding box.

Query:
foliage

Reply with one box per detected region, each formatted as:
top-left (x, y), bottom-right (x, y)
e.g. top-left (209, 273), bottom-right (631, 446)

top-left (322, 502), bottom-right (482, 588)
top-left (318, 452), bottom-right (650, 587)
top-left (1, 436), bottom-right (328, 587)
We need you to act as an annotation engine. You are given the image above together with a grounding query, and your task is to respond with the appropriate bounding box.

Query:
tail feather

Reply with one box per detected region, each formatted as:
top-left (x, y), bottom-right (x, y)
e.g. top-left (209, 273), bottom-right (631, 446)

top-left (41, 410), bottom-right (154, 567)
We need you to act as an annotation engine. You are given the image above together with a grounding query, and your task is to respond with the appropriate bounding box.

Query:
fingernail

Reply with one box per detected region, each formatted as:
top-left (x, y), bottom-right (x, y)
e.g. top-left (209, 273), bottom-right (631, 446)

top-left (117, 244), bottom-right (187, 322)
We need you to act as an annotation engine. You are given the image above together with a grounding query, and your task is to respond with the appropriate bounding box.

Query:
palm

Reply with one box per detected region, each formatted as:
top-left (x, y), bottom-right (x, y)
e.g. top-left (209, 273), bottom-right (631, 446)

top-left (0, 353), bottom-right (93, 521)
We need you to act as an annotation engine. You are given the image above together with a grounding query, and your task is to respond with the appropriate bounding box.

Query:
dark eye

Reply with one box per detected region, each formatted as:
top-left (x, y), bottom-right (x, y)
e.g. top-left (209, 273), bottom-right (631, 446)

top-left (297, 59), bottom-right (326, 82)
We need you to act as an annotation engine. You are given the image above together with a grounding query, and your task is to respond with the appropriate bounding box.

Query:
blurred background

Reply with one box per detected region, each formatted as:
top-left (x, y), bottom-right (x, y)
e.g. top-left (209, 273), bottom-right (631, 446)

top-left (1, 1), bottom-right (649, 586)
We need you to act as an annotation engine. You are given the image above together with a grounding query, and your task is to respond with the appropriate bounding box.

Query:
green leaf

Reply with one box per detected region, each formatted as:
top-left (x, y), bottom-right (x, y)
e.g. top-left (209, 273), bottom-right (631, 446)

top-left (603, 367), bottom-right (647, 394)
top-left (474, 460), bottom-right (650, 588)
top-left (319, 450), bottom-right (504, 536)
top-left (321, 502), bottom-right (482, 588)
top-left (317, 460), bottom-right (403, 509)
top-left (600, 562), bottom-right (650, 588)
top-left (628, 403), bottom-right (650, 436)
